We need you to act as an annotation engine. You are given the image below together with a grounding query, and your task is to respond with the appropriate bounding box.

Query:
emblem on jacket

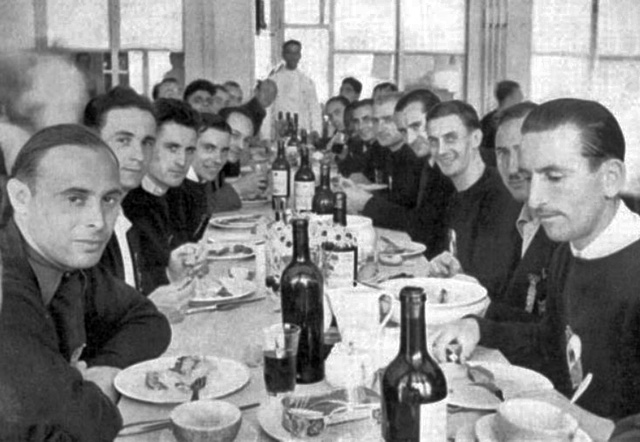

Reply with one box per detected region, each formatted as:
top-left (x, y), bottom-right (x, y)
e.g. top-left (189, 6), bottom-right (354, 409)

top-left (565, 325), bottom-right (584, 390)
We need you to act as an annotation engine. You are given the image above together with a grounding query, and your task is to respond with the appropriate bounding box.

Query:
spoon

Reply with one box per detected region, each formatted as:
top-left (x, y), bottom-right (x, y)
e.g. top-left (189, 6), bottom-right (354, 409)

top-left (570, 373), bottom-right (593, 404)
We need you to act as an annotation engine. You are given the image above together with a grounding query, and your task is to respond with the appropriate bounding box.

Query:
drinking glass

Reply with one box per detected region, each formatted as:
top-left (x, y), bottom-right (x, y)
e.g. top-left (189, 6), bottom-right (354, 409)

top-left (263, 323), bottom-right (301, 396)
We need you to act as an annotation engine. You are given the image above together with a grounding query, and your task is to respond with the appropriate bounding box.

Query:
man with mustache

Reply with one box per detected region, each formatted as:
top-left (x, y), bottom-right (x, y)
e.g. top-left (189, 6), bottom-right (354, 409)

top-left (427, 100), bottom-right (521, 297)
top-left (488, 101), bottom-right (559, 321)
top-left (432, 99), bottom-right (640, 420)
top-left (0, 124), bottom-right (170, 439)
top-left (122, 98), bottom-right (201, 295)
top-left (343, 89), bottom-right (455, 259)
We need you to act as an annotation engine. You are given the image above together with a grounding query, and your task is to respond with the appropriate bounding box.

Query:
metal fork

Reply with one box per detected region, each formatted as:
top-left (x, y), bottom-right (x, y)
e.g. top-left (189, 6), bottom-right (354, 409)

top-left (190, 376), bottom-right (207, 401)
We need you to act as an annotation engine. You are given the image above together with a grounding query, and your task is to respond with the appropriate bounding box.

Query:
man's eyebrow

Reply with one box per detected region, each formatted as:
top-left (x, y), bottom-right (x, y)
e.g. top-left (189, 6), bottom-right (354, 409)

top-left (143, 135), bottom-right (156, 143)
top-left (163, 142), bottom-right (181, 149)
top-left (536, 165), bottom-right (571, 174)
top-left (202, 142), bottom-right (218, 150)
top-left (113, 130), bottom-right (134, 138)
top-left (105, 187), bottom-right (125, 198)
top-left (59, 187), bottom-right (91, 196)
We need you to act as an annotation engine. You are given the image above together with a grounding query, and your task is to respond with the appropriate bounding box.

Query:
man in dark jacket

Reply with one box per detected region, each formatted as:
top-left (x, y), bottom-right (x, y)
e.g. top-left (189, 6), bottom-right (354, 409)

top-left (1, 124), bottom-right (171, 440)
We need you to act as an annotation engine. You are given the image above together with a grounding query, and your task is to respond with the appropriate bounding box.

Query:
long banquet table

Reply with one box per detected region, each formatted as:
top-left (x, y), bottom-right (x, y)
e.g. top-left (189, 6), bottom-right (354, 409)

top-left (116, 206), bottom-right (509, 441)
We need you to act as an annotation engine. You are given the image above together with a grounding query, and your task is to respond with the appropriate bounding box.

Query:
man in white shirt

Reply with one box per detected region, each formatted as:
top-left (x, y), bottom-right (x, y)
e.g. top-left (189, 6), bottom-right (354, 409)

top-left (432, 98), bottom-right (640, 420)
top-left (269, 40), bottom-right (322, 137)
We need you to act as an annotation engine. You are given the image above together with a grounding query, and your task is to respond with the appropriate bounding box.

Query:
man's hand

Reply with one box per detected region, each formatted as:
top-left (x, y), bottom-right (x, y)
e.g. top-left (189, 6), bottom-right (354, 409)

top-left (230, 171), bottom-right (268, 199)
top-left (429, 318), bottom-right (481, 363)
top-left (76, 364), bottom-right (122, 404)
top-left (348, 172), bottom-right (371, 185)
top-left (341, 180), bottom-right (373, 214)
top-left (429, 251), bottom-right (463, 278)
top-left (167, 243), bottom-right (202, 282)
top-left (149, 279), bottom-right (195, 308)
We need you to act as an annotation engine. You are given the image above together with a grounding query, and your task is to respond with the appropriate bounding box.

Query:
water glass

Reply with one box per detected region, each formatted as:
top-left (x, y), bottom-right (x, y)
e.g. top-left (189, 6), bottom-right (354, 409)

top-left (263, 323), bottom-right (301, 396)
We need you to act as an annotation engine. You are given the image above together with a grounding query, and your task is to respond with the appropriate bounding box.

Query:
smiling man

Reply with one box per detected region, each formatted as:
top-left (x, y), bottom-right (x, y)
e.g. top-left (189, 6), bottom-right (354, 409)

top-left (432, 99), bottom-right (640, 421)
top-left (123, 98), bottom-right (201, 294)
top-left (427, 100), bottom-right (521, 297)
top-left (0, 124), bottom-right (170, 439)
top-left (184, 79), bottom-right (230, 115)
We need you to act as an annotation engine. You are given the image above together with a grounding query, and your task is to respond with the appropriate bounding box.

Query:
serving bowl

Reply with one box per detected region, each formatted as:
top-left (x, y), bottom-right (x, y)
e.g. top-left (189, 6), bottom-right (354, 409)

top-left (170, 400), bottom-right (242, 442)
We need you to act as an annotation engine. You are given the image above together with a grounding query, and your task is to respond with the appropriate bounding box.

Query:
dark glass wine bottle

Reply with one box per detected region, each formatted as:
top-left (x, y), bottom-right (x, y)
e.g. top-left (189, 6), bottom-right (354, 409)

top-left (287, 113), bottom-right (299, 146)
top-left (294, 146), bottom-right (315, 212)
top-left (321, 192), bottom-right (357, 288)
top-left (271, 140), bottom-right (290, 211)
top-left (312, 163), bottom-right (334, 214)
top-left (280, 218), bottom-right (325, 384)
top-left (381, 287), bottom-right (448, 441)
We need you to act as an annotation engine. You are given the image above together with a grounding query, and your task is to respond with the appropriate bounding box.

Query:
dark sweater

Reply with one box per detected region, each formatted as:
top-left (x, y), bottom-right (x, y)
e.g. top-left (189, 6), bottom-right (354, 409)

top-left (362, 161), bottom-right (455, 259)
top-left (0, 220), bottom-right (171, 440)
top-left (486, 226), bottom-right (559, 322)
top-left (446, 166), bottom-right (521, 297)
top-left (384, 143), bottom-right (424, 209)
top-left (479, 240), bottom-right (640, 420)
top-left (336, 137), bottom-right (369, 178)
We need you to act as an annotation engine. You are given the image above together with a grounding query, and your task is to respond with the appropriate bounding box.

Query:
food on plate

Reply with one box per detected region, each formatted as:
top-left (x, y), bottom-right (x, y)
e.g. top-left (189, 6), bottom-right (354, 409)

top-left (437, 288), bottom-right (449, 304)
top-left (379, 253), bottom-right (403, 266)
top-left (144, 356), bottom-right (216, 393)
top-left (207, 244), bottom-right (253, 258)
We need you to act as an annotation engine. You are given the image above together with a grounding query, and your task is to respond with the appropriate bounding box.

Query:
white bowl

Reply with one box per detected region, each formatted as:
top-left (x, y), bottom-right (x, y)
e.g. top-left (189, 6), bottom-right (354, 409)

top-left (170, 400), bottom-right (242, 442)
top-left (380, 277), bottom-right (489, 325)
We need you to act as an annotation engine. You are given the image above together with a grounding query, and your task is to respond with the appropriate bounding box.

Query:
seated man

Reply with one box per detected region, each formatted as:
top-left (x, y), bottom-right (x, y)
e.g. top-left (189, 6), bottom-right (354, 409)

top-left (487, 101), bottom-right (559, 322)
top-left (324, 95), bottom-right (350, 155)
top-left (428, 100), bottom-right (521, 297)
top-left (152, 77), bottom-right (182, 101)
top-left (432, 99), bottom-right (640, 420)
top-left (343, 89), bottom-right (454, 259)
top-left (184, 113), bottom-right (243, 215)
top-left (339, 76), bottom-right (362, 103)
top-left (0, 124), bottom-right (170, 439)
top-left (184, 79), bottom-right (229, 115)
top-left (371, 92), bottom-right (424, 209)
top-left (242, 78), bottom-right (278, 137)
top-left (123, 98), bottom-right (201, 295)
top-left (223, 80), bottom-right (243, 107)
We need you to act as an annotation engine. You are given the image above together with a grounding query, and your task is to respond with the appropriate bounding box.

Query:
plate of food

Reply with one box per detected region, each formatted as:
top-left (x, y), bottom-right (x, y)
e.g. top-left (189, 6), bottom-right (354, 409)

top-left (210, 214), bottom-right (264, 230)
top-left (441, 362), bottom-right (553, 411)
top-left (190, 277), bottom-right (255, 306)
top-left (378, 236), bottom-right (426, 259)
top-left (205, 243), bottom-right (255, 260)
top-left (257, 388), bottom-right (381, 441)
top-left (114, 355), bottom-right (250, 404)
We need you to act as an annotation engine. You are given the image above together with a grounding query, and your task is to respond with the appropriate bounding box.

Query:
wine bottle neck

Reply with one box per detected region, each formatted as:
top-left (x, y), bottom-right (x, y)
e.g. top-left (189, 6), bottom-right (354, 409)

top-left (320, 166), bottom-right (331, 188)
top-left (299, 149), bottom-right (310, 168)
top-left (277, 143), bottom-right (286, 159)
top-left (399, 298), bottom-right (428, 360)
top-left (292, 220), bottom-right (311, 262)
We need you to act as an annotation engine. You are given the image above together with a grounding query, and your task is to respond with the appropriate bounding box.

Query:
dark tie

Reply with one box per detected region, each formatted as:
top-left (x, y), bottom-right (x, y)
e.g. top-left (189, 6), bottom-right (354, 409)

top-left (416, 162), bottom-right (432, 210)
top-left (48, 271), bottom-right (87, 362)
top-left (103, 234), bottom-right (125, 281)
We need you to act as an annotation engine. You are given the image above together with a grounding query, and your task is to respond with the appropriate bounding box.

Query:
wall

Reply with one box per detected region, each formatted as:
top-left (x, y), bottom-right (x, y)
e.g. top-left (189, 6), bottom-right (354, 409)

top-left (184, 0), bottom-right (255, 97)
top-left (0, 1), bottom-right (36, 50)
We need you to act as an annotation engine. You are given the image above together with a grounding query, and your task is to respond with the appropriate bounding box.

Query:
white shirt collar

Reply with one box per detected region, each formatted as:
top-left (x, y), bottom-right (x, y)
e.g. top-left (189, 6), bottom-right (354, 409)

top-left (186, 166), bottom-right (199, 183)
top-left (141, 175), bottom-right (167, 196)
top-left (570, 201), bottom-right (640, 259)
top-left (516, 205), bottom-right (541, 257)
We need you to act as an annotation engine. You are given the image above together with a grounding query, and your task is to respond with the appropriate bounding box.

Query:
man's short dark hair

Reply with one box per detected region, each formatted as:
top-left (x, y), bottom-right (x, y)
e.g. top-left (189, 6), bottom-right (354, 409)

top-left (495, 80), bottom-right (521, 104)
top-left (183, 79), bottom-right (217, 102)
top-left (373, 82), bottom-right (398, 95)
top-left (341, 77), bottom-right (362, 95)
top-left (152, 77), bottom-right (179, 100)
top-left (521, 98), bottom-right (625, 170)
top-left (155, 98), bottom-right (201, 132)
top-left (200, 113), bottom-right (232, 135)
top-left (497, 101), bottom-right (538, 128)
top-left (326, 96), bottom-right (349, 109)
top-left (427, 100), bottom-right (481, 132)
top-left (352, 98), bottom-right (374, 113)
top-left (395, 88), bottom-right (441, 115)
top-left (11, 124), bottom-right (116, 189)
top-left (83, 86), bottom-right (155, 130)
top-left (283, 39), bottom-right (302, 51)
top-left (218, 106), bottom-right (256, 133)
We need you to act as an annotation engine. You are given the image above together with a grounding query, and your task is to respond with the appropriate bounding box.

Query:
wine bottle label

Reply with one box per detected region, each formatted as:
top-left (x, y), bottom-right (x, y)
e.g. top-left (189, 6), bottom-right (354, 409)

top-left (294, 181), bottom-right (315, 211)
top-left (272, 170), bottom-right (289, 196)
top-left (419, 398), bottom-right (447, 441)
top-left (323, 248), bottom-right (356, 288)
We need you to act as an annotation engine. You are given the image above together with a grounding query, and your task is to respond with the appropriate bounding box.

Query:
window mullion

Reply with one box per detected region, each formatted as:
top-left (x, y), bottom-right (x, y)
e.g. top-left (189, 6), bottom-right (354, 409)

top-left (395, 0), bottom-right (402, 85)
top-left (109, 0), bottom-right (121, 87)
top-left (588, 0), bottom-right (599, 84)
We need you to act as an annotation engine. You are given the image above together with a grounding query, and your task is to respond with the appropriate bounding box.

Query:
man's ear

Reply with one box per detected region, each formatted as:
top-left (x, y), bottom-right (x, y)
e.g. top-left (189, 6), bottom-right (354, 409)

top-left (6, 178), bottom-right (32, 215)
top-left (470, 128), bottom-right (483, 150)
top-left (600, 158), bottom-right (626, 199)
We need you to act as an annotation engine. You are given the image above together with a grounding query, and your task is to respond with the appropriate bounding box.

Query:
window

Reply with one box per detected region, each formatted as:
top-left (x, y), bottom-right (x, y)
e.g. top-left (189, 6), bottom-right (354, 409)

top-left (45, 0), bottom-right (183, 97)
top-left (532, 0), bottom-right (640, 189)
top-left (278, 0), bottom-right (467, 103)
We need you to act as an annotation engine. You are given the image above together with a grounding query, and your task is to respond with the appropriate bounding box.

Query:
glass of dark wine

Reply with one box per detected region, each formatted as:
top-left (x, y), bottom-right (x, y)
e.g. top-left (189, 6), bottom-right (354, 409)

top-left (263, 323), bottom-right (301, 396)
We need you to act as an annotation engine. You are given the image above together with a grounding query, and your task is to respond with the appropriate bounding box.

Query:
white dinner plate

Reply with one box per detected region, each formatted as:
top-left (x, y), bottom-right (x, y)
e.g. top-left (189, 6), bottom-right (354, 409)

top-left (378, 241), bottom-right (426, 259)
top-left (114, 355), bottom-right (250, 404)
top-left (257, 400), bottom-right (380, 442)
top-left (474, 414), bottom-right (592, 442)
top-left (210, 214), bottom-right (264, 230)
top-left (205, 243), bottom-right (255, 261)
top-left (442, 362), bottom-right (553, 411)
top-left (189, 277), bottom-right (255, 306)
